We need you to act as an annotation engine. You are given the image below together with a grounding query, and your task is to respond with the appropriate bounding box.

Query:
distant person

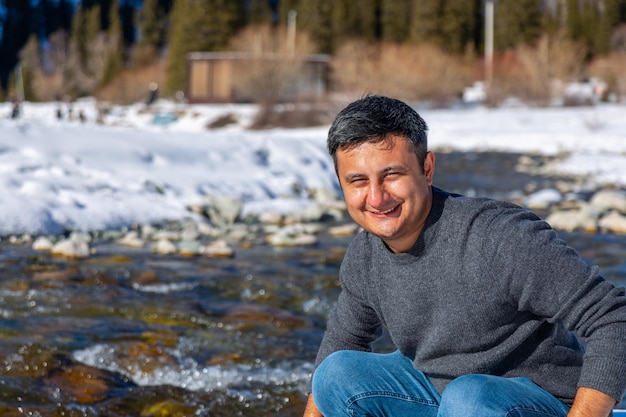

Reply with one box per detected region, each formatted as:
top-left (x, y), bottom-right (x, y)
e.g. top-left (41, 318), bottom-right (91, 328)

top-left (145, 82), bottom-right (159, 108)
top-left (10, 95), bottom-right (20, 119)
top-left (303, 95), bottom-right (626, 417)
top-left (65, 96), bottom-right (75, 121)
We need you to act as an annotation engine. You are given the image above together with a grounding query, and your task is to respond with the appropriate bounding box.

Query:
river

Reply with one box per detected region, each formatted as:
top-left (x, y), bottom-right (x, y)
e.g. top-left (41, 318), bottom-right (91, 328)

top-left (1, 151), bottom-right (625, 416)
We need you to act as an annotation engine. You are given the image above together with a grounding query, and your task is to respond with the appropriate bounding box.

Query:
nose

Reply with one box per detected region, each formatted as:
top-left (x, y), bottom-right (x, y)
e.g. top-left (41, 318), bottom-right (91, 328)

top-left (367, 180), bottom-right (388, 209)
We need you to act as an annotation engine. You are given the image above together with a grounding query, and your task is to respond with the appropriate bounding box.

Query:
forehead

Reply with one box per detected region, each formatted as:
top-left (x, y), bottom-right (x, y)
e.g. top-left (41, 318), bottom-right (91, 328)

top-left (338, 134), bottom-right (411, 156)
top-left (336, 135), bottom-right (417, 170)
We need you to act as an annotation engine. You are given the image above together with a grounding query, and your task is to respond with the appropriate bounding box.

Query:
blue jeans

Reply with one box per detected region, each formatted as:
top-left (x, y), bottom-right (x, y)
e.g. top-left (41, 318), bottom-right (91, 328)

top-left (312, 350), bottom-right (571, 417)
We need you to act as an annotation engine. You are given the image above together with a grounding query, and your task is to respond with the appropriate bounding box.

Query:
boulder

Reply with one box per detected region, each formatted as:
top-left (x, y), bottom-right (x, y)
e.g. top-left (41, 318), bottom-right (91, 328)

top-left (590, 190), bottom-right (626, 214)
top-left (545, 204), bottom-right (597, 232)
top-left (523, 188), bottom-right (562, 210)
top-left (206, 195), bottom-right (242, 226)
top-left (152, 239), bottom-right (177, 255)
top-left (51, 238), bottom-right (90, 258)
top-left (32, 236), bottom-right (54, 251)
top-left (598, 211), bottom-right (626, 233)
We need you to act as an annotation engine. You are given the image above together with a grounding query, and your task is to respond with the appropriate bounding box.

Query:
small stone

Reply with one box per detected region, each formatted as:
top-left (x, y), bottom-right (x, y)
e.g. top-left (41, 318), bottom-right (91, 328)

top-left (180, 222), bottom-right (200, 241)
top-left (524, 188), bottom-right (562, 210)
top-left (328, 223), bottom-right (360, 236)
top-left (153, 230), bottom-right (181, 241)
top-left (117, 231), bottom-right (145, 248)
top-left (202, 239), bottom-right (235, 258)
top-left (69, 231), bottom-right (92, 244)
top-left (598, 211), bottom-right (626, 233)
top-left (45, 364), bottom-right (118, 404)
top-left (206, 195), bottom-right (242, 226)
top-left (141, 400), bottom-right (196, 417)
top-left (177, 240), bottom-right (202, 256)
top-left (131, 271), bottom-right (159, 287)
top-left (152, 239), bottom-right (177, 255)
top-left (266, 227), bottom-right (318, 246)
top-left (32, 236), bottom-right (54, 251)
top-left (258, 211), bottom-right (284, 225)
top-left (590, 190), bottom-right (626, 214)
top-left (51, 238), bottom-right (90, 258)
top-left (546, 205), bottom-right (597, 233)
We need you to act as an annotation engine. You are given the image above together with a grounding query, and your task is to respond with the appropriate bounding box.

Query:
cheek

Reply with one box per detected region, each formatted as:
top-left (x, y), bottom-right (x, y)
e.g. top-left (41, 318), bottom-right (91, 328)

top-left (342, 188), bottom-right (366, 208)
top-left (384, 181), bottom-right (412, 198)
top-left (343, 189), bottom-right (361, 205)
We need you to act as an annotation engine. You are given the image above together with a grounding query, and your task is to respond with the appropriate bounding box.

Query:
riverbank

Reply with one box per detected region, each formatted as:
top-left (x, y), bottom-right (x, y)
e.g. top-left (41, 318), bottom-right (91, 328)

top-left (1, 99), bottom-right (625, 240)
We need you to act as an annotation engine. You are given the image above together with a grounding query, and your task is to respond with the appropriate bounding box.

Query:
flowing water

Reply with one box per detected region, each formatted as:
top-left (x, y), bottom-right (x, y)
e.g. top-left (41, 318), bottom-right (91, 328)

top-left (1, 152), bottom-right (625, 416)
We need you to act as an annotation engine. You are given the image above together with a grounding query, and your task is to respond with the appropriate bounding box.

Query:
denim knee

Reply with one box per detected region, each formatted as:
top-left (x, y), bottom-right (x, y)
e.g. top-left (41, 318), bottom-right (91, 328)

top-left (312, 351), bottom-right (363, 415)
top-left (441, 374), bottom-right (497, 407)
top-left (313, 350), bottom-right (441, 417)
top-left (439, 374), bottom-right (569, 417)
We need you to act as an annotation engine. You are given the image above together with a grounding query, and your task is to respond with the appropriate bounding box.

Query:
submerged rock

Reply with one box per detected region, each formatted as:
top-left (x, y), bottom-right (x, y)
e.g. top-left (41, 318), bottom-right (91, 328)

top-left (225, 304), bottom-right (311, 329)
top-left (141, 400), bottom-right (197, 417)
top-left (45, 363), bottom-right (132, 404)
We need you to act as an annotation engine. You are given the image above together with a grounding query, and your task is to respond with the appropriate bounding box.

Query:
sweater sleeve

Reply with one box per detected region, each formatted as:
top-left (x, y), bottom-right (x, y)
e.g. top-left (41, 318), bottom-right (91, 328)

top-left (314, 234), bottom-right (383, 368)
top-left (484, 207), bottom-right (626, 402)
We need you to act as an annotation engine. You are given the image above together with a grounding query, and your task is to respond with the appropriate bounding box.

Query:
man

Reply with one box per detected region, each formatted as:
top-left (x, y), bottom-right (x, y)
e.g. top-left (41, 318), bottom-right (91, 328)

top-left (303, 95), bottom-right (626, 417)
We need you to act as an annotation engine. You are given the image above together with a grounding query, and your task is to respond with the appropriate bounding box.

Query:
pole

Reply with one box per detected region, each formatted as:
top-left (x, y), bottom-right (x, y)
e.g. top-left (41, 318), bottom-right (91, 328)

top-left (485, 0), bottom-right (494, 86)
top-left (287, 10), bottom-right (297, 57)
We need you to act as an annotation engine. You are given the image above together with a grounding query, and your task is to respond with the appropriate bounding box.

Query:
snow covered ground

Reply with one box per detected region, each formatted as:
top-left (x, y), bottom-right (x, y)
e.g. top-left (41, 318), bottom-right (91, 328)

top-left (0, 98), bottom-right (625, 237)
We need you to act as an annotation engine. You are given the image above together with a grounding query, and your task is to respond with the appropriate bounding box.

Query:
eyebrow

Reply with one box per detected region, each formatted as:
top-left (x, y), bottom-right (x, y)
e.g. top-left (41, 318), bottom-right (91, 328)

top-left (382, 165), bottom-right (409, 174)
top-left (343, 165), bottom-right (409, 182)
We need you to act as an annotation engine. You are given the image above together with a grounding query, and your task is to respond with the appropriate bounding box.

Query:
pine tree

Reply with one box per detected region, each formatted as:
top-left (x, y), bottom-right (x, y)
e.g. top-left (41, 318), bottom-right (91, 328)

top-left (594, 0), bottom-right (625, 55)
top-left (439, 0), bottom-right (480, 54)
top-left (380, 0), bottom-right (412, 42)
top-left (565, 0), bottom-right (605, 57)
top-left (331, 0), bottom-right (379, 42)
top-left (100, 0), bottom-right (124, 87)
top-left (408, 0), bottom-right (442, 44)
top-left (494, 0), bottom-right (543, 50)
top-left (64, 3), bottom-right (103, 96)
top-left (136, 0), bottom-right (166, 65)
top-left (71, 4), bottom-right (101, 76)
top-left (244, 0), bottom-right (274, 24)
top-left (165, 0), bottom-right (246, 95)
top-left (290, 0), bottom-right (335, 53)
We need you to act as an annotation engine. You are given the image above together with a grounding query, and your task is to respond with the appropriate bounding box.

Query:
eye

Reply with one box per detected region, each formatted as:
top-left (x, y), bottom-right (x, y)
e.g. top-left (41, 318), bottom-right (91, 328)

top-left (384, 171), bottom-right (401, 179)
top-left (345, 176), bottom-right (367, 185)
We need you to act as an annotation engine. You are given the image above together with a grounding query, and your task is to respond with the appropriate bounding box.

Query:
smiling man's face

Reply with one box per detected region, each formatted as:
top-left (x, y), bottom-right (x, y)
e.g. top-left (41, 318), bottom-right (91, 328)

top-left (336, 134), bottom-right (435, 253)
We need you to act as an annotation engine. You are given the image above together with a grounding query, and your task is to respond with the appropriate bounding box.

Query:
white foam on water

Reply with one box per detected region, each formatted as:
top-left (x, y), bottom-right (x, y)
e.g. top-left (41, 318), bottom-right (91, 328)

top-left (132, 281), bottom-right (198, 294)
top-left (72, 343), bottom-right (314, 392)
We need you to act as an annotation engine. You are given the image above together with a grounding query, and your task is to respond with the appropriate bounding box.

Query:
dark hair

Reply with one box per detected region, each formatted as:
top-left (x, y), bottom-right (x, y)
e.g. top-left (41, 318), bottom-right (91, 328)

top-left (327, 95), bottom-right (429, 169)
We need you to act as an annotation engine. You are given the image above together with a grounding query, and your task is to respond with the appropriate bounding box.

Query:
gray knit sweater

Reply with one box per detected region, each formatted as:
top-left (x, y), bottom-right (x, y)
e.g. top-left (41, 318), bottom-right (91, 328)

top-left (315, 187), bottom-right (626, 404)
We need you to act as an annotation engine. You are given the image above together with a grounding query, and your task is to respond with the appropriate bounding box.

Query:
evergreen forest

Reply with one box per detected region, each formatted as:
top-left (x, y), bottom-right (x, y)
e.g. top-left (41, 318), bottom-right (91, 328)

top-left (1, 0), bottom-right (625, 107)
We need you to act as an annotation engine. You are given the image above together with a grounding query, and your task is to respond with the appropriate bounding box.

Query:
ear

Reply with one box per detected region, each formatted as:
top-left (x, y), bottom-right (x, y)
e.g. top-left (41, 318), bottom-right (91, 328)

top-left (423, 152), bottom-right (435, 185)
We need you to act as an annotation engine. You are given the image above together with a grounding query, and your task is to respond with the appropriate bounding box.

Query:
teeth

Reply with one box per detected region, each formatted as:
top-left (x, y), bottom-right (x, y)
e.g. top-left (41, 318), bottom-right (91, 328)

top-left (374, 206), bottom-right (397, 214)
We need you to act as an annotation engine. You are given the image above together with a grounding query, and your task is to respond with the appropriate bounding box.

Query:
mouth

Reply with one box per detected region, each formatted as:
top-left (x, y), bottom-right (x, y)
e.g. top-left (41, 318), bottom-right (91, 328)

top-left (368, 204), bottom-right (401, 217)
